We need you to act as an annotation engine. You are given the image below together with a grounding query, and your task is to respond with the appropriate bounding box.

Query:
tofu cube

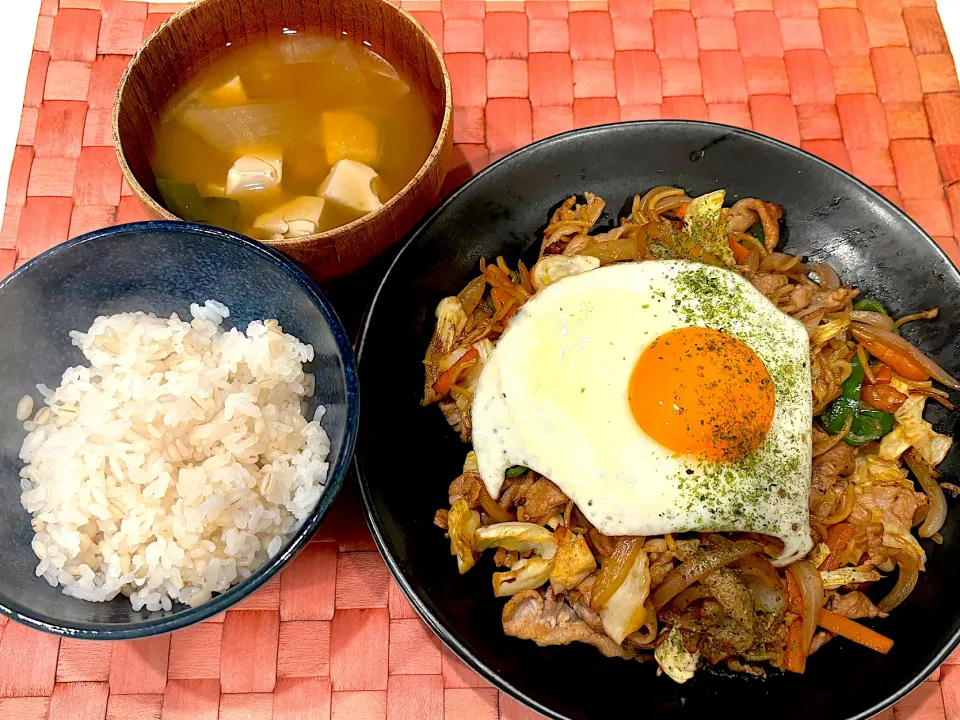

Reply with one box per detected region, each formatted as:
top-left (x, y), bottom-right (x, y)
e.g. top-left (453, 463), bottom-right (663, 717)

top-left (320, 110), bottom-right (379, 166)
top-left (226, 153), bottom-right (282, 197)
top-left (318, 159), bottom-right (383, 216)
top-left (253, 196), bottom-right (326, 239)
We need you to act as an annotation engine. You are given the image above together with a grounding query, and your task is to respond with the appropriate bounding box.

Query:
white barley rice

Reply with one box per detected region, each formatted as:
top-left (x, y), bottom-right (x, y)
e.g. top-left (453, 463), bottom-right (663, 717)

top-left (17, 300), bottom-right (330, 611)
top-left (16, 395), bottom-right (34, 422)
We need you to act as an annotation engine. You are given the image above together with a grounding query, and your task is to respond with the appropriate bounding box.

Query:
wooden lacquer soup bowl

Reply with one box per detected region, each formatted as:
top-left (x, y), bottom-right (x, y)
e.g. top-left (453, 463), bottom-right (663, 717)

top-left (113, 0), bottom-right (452, 282)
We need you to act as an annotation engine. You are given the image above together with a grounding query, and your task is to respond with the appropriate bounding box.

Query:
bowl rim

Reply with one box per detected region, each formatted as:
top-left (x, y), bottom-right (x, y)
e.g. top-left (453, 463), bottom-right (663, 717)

top-left (354, 119), bottom-right (960, 720)
top-left (0, 220), bottom-right (360, 639)
top-left (111, 0), bottom-right (453, 250)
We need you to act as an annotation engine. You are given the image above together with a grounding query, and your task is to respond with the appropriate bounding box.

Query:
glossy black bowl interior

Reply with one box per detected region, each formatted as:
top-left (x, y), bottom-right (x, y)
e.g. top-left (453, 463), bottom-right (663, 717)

top-left (356, 121), bottom-right (960, 720)
top-left (0, 222), bottom-right (358, 638)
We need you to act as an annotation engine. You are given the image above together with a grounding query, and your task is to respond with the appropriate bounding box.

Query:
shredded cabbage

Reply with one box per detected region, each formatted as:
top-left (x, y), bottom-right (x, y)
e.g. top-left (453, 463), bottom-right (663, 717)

top-left (856, 454), bottom-right (911, 487)
top-left (599, 550), bottom-right (651, 644)
top-left (879, 395), bottom-right (952, 465)
top-left (683, 190), bottom-right (734, 267)
top-left (820, 565), bottom-right (882, 590)
top-left (448, 499), bottom-right (481, 574)
top-left (475, 522), bottom-right (557, 560)
top-left (808, 542), bottom-right (831, 569)
top-left (493, 558), bottom-right (553, 597)
top-left (463, 451), bottom-right (479, 475)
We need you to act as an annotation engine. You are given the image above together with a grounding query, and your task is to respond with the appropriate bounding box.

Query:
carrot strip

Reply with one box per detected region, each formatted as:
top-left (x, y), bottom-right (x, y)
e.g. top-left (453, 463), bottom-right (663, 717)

top-left (432, 348), bottom-right (479, 397)
top-left (860, 339), bottom-right (930, 382)
top-left (490, 287), bottom-right (510, 310)
top-left (785, 566), bottom-right (803, 614)
top-left (863, 363), bottom-right (893, 385)
top-left (488, 295), bottom-right (517, 328)
top-left (484, 265), bottom-right (531, 299)
top-left (783, 570), bottom-right (808, 672)
top-left (821, 523), bottom-right (856, 572)
top-left (784, 618), bottom-right (806, 673)
top-left (728, 237), bottom-right (750, 263)
top-left (817, 608), bottom-right (893, 655)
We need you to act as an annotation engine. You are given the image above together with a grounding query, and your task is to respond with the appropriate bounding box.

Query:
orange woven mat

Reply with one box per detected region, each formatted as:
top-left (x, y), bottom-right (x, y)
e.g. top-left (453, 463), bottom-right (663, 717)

top-left (2, 1), bottom-right (960, 718)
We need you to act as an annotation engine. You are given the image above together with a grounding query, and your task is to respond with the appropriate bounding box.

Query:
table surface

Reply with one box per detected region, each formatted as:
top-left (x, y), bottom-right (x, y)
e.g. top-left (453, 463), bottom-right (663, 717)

top-left (2, 1), bottom-right (960, 719)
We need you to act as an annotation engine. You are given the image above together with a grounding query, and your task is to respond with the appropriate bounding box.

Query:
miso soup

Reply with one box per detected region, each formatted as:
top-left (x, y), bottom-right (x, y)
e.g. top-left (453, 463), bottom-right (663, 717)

top-left (151, 33), bottom-right (438, 239)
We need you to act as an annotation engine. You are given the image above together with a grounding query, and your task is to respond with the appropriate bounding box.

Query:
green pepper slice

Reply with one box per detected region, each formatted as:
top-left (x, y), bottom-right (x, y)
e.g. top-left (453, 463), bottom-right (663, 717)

top-left (837, 353), bottom-right (865, 400)
top-left (846, 409), bottom-right (895, 446)
top-left (821, 395), bottom-right (858, 435)
top-left (821, 354), bottom-right (895, 445)
top-left (853, 297), bottom-right (888, 315)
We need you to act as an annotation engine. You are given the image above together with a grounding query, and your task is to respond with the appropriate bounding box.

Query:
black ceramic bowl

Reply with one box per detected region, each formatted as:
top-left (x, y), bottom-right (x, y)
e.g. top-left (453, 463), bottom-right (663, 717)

top-left (0, 221), bottom-right (358, 638)
top-left (355, 122), bottom-right (960, 720)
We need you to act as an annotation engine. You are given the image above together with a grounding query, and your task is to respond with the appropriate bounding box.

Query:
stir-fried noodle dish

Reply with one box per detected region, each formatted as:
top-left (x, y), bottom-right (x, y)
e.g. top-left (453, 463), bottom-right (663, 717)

top-left (424, 187), bottom-right (958, 682)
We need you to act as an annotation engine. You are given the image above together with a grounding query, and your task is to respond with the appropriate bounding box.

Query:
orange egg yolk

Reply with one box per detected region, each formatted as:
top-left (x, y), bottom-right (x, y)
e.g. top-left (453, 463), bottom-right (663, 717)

top-left (628, 327), bottom-right (775, 463)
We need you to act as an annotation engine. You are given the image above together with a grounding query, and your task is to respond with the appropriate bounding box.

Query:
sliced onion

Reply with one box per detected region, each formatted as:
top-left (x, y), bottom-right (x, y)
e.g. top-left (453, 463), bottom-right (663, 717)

top-left (810, 262), bottom-right (841, 292)
top-left (857, 345), bottom-right (875, 384)
top-left (760, 252), bottom-right (802, 272)
top-left (670, 584), bottom-right (713, 611)
top-left (573, 235), bottom-right (643, 266)
top-left (851, 323), bottom-right (960, 390)
top-left (653, 193), bottom-right (689, 212)
top-left (626, 599), bottom-right (659, 648)
top-left (793, 300), bottom-right (831, 320)
top-left (801, 310), bottom-right (826, 336)
top-left (909, 389), bottom-right (956, 411)
top-left (877, 547), bottom-right (920, 612)
top-left (821, 484), bottom-right (856, 525)
top-left (457, 276), bottom-right (486, 317)
top-left (478, 484), bottom-right (515, 524)
top-left (786, 560), bottom-right (824, 654)
top-left (813, 416), bottom-right (852, 458)
top-left (651, 541), bottom-right (761, 610)
top-left (738, 553), bottom-right (783, 588)
top-left (737, 554), bottom-right (786, 615)
top-left (530, 254), bottom-right (600, 290)
top-left (850, 310), bottom-right (895, 331)
top-left (592, 536), bottom-right (643, 610)
top-left (640, 186), bottom-right (689, 214)
top-left (904, 450), bottom-right (947, 539)
top-left (894, 307), bottom-right (938, 328)
top-left (749, 581), bottom-right (788, 615)
top-left (737, 233), bottom-right (767, 258)
top-left (588, 529), bottom-right (617, 558)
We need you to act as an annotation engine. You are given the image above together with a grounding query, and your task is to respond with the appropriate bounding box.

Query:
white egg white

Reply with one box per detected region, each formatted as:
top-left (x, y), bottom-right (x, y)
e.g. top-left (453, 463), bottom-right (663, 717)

top-left (471, 260), bottom-right (813, 565)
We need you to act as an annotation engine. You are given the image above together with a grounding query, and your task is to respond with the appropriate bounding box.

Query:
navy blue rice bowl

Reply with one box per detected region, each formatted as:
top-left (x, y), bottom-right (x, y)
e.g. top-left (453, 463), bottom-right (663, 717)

top-left (355, 121), bottom-right (960, 720)
top-left (0, 221), bottom-right (359, 639)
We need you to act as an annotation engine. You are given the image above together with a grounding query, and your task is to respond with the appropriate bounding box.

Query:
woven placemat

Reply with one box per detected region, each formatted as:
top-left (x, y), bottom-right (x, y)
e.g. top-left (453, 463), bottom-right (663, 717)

top-left (2, 1), bottom-right (960, 718)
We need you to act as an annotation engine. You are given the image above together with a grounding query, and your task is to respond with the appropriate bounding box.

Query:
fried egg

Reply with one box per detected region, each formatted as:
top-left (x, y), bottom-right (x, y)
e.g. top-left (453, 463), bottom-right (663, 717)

top-left (471, 260), bottom-right (813, 565)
